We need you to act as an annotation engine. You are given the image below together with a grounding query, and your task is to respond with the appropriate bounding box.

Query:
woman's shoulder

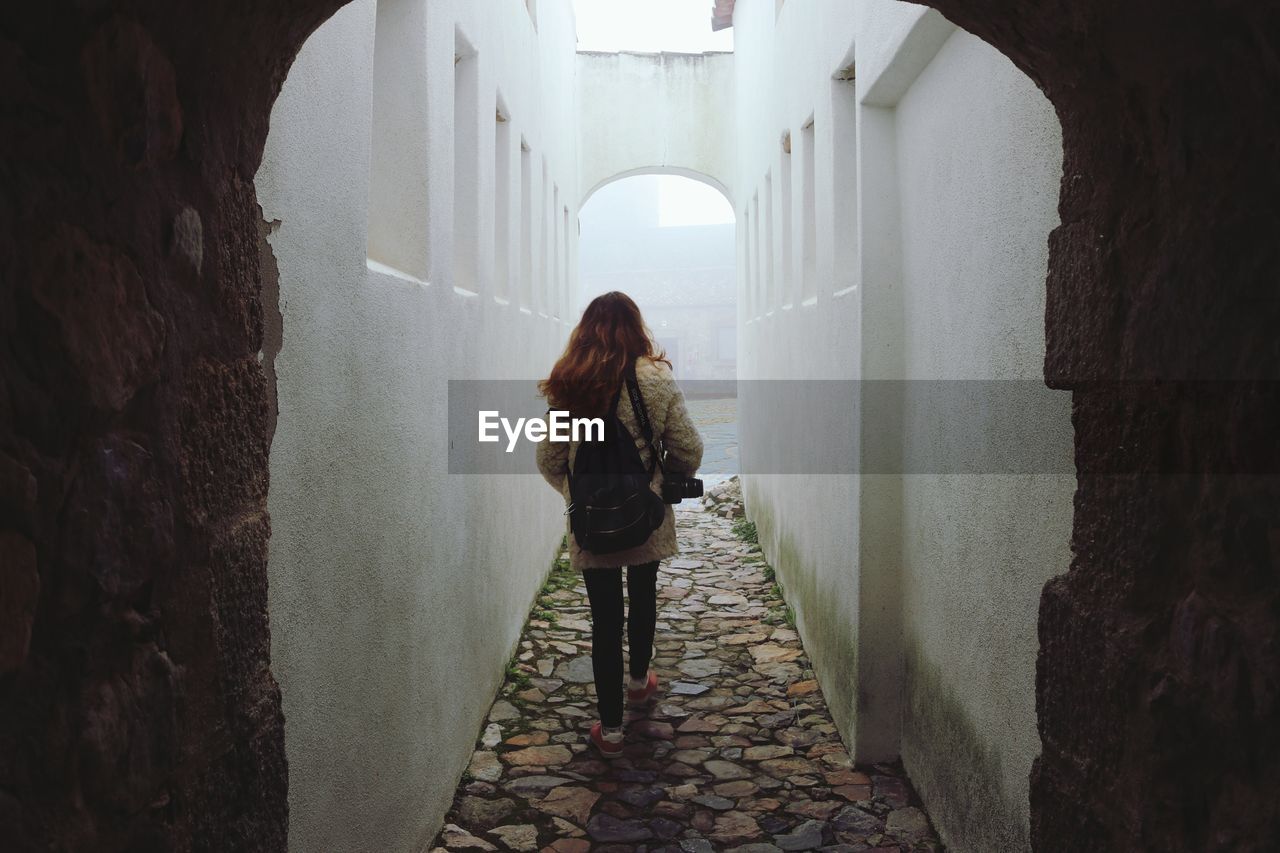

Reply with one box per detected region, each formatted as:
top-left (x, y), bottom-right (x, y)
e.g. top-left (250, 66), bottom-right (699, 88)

top-left (635, 356), bottom-right (678, 401)
top-left (636, 355), bottom-right (674, 379)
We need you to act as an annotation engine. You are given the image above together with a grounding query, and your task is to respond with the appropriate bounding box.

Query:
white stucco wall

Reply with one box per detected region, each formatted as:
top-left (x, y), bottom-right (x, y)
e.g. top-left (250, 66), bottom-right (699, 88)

top-left (732, 0), bottom-right (864, 771)
top-left (578, 51), bottom-right (736, 204)
top-left (732, 1), bottom-right (1071, 851)
top-left (256, 1), bottom-right (578, 850)
top-left (891, 26), bottom-right (1071, 853)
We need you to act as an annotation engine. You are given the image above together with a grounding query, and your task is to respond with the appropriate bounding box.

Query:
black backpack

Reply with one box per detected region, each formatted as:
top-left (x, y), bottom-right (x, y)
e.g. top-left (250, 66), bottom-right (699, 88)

top-left (567, 361), bottom-right (665, 554)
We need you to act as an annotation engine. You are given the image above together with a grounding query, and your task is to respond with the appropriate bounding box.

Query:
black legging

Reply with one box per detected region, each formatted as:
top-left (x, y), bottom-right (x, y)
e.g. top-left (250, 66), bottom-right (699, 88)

top-left (582, 561), bottom-right (660, 727)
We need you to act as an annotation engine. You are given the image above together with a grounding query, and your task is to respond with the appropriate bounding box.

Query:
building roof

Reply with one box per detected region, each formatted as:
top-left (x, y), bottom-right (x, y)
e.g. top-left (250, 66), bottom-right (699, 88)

top-left (712, 0), bottom-right (736, 32)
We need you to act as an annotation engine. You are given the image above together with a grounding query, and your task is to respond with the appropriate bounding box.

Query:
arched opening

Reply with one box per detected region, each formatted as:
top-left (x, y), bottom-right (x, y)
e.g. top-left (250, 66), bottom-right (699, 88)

top-left (1, 1), bottom-right (1276, 851)
top-left (578, 172), bottom-right (739, 488)
top-left (581, 167), bottom-right (735, 212)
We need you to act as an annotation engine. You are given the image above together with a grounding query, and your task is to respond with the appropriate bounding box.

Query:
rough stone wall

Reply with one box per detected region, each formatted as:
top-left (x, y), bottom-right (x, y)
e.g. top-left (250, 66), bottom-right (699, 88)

top-left (911, 0), bottom-right (1280, 849)
top-left (0, 2), bottom-right (341, 849)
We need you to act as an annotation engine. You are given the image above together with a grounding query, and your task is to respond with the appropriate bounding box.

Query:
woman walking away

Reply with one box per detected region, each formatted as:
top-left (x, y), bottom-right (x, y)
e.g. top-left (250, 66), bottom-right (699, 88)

top-left (537, 292), bottom-right (704, 759)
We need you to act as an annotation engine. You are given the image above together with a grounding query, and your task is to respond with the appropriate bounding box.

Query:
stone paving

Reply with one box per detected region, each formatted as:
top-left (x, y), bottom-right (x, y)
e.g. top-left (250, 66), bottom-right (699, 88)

top-left (431, 480), bottom-right (942, 852)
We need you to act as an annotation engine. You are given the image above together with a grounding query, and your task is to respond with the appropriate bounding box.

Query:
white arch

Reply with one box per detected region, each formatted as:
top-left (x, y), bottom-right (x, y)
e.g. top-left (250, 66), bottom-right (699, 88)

top-left (578, 51), bottom-right (736, 210)
top-left (581, 165), bottom-right (734, 211)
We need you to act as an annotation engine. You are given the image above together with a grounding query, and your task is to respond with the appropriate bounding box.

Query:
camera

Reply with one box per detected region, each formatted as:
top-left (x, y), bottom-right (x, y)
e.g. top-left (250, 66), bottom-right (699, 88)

top-left (661, 476), bottom-right (704, 504)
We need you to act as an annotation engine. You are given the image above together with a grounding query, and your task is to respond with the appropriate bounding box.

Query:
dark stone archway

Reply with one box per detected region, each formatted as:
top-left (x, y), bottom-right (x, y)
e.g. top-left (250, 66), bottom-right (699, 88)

top-left (0, 3), bottom-right (345, 849)
top-left (0, 1), bottom-right (1275, 850)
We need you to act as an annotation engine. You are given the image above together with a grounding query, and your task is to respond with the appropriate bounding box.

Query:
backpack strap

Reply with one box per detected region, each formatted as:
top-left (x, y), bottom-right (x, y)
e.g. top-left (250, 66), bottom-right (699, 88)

top-left (607, 382), bottom-right (624, 419)
top-left (625, 360), bottom-right (663, 480)
top-left (568, 385), bottom-right (622, 484)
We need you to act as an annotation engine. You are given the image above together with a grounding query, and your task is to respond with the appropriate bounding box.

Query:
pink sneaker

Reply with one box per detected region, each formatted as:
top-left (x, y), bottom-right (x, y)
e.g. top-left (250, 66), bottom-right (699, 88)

top-left (590, 721), bottom-right (624, 759)
top-left (627, 670), bottom-right (659, 707)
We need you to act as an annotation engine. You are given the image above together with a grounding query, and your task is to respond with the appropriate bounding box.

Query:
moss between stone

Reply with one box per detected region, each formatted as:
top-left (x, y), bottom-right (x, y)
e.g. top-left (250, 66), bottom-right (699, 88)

top-left (730, 511), bottom-right (792, 627)
top-left (504, 658), bottom-right (532, 693)
top-left (470, 542), bottom-right (580, 761)
top-left (744, 487), bottom-right (860, 754)
top-left (732, 517), bottom-right (759, 544)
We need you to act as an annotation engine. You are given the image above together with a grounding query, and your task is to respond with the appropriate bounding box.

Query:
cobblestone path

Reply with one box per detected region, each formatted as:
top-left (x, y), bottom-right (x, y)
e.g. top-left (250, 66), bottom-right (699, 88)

top-left (432, 491), bottom-right (942, 852)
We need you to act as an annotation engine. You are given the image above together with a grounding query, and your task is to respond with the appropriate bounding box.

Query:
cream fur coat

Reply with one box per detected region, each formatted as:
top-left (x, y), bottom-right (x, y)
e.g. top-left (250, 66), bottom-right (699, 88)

top-left (536, 357), bottom-right (704, 570)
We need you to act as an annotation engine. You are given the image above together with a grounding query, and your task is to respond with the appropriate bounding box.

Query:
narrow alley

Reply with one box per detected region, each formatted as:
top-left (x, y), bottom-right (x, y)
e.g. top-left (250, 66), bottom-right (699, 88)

top-left (432, 483), bottom-right (941, 852)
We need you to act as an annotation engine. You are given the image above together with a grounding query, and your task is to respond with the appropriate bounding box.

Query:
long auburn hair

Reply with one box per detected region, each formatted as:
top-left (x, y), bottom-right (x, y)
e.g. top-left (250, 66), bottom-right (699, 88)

top-left (539, 291), bottom-right (671, 417)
